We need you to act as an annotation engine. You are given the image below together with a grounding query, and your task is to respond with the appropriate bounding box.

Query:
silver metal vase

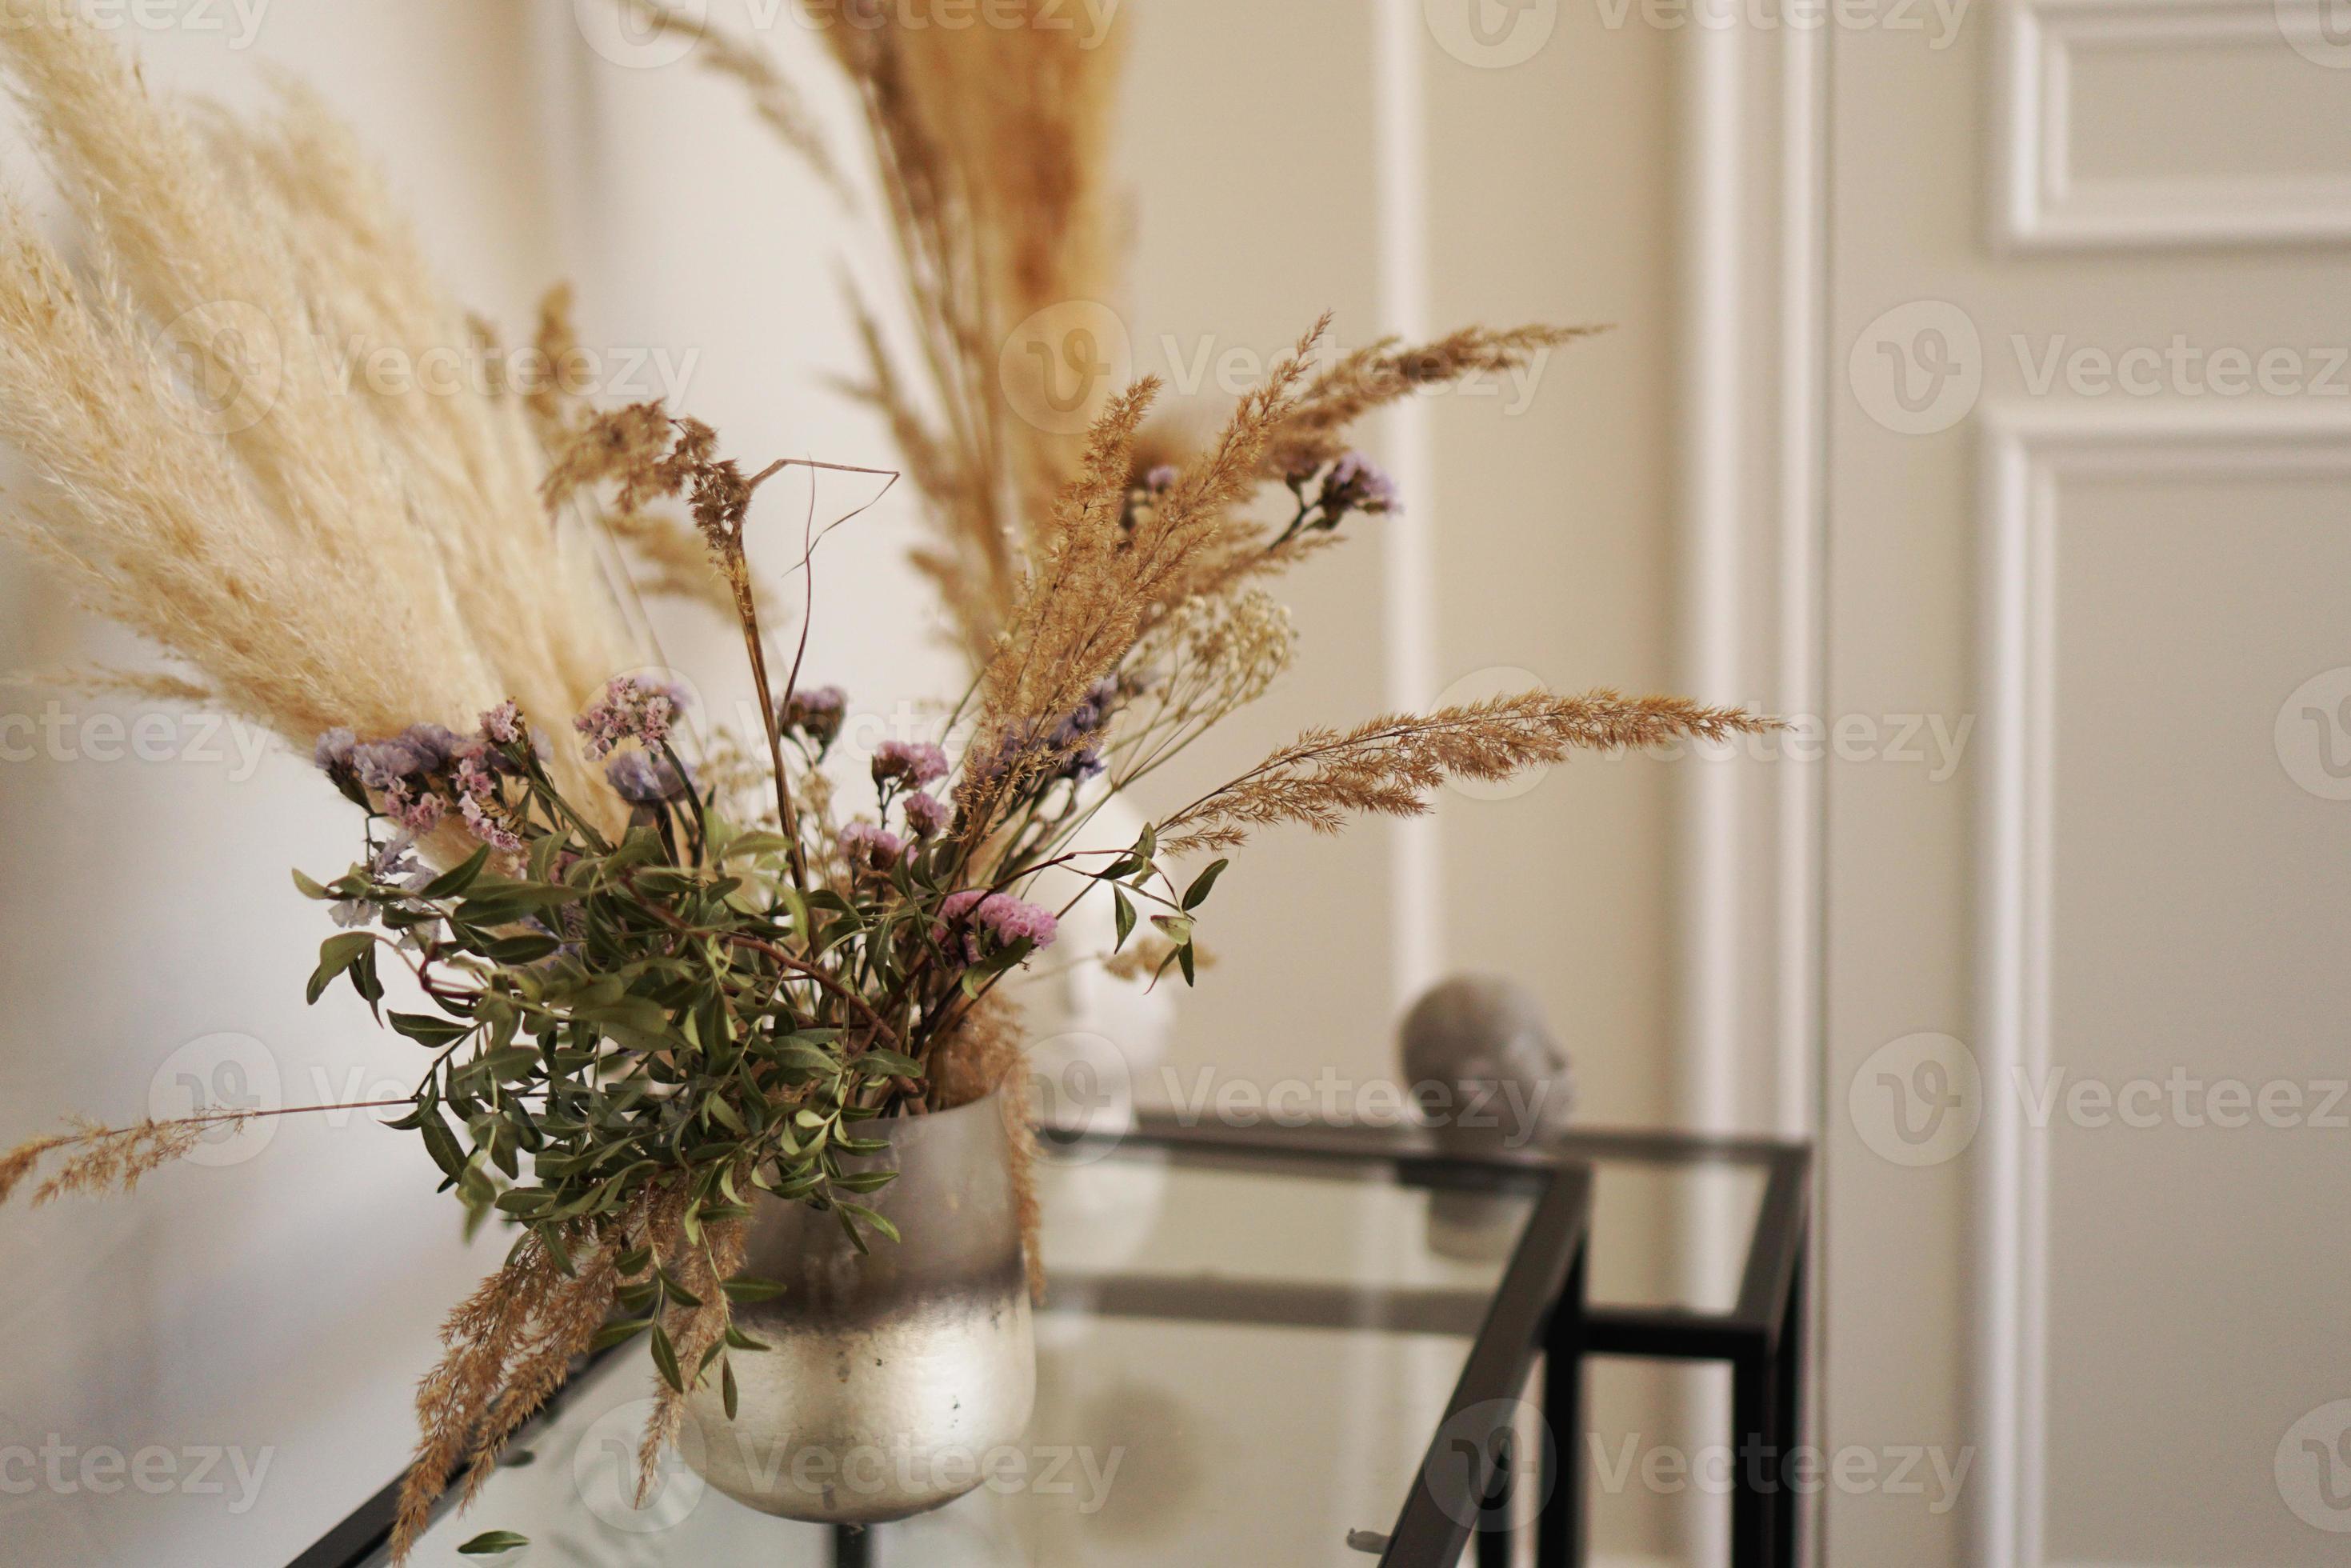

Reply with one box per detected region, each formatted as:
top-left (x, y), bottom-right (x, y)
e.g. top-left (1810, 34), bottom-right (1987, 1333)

top-left (679, 1087), bottom-right (1037, 1525)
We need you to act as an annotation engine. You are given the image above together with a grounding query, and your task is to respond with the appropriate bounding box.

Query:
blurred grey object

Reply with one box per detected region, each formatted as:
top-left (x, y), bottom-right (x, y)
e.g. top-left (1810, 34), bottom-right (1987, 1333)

top-left (1401, 975), bottom-right (1577, 1262)
top-left (1399, 974), bottom-right (1577, 1152)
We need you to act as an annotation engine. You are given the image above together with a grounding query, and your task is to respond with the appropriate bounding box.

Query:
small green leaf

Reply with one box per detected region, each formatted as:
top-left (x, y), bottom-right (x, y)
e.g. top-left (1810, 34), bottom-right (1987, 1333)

top-left (650, 1323), bottom-right (684, 1393)
top-left (722, 1275), bottom-right (788, 1303)
top-left (838, 1201), bottom-right (901, 1245)
top-left (480, 1046), bottom-right (542, 1083)
top-left (421, 845), bottom-right (493, 902)
top-left (1112, 886), bottom-right (1136, 950)
top-left (306, 932), bottom-right (374, 1006)
top-left (1181, 858), bottom-right (1229, 911)
top-left (291, 868), bottom-right (332, 900)
top-left (722, 1357), bottom-right (739, 1420)
top-left (388, 1012), bottom-right (472, 1049)
top-left (858, 1049), bottom-right (924, 1080)
top-left (589, 1317), bottom-right (654, 1352)
top-left (457, 1530), bottom-right (530, 1555)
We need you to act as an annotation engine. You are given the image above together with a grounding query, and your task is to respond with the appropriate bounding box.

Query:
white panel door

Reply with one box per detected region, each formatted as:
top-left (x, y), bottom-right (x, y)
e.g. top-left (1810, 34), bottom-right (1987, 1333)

top-left (1827, 0), bottom-right (2351, 1562)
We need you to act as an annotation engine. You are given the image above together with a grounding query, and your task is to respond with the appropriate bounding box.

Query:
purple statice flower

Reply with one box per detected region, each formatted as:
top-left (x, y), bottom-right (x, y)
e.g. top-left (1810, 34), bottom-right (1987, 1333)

top-left (369, 834), bottom-right (431, 891)
top-left (606, 750), bottom-right (694, 806)
top-left (480, 700), bottom-right (522, 746)
top-left (381, 780), bottom-right (446, 835)
top-left (352, 738), bottom-right (429, 792)
top-left (1321, 450), bottom-right (1401, 518)
top-left (399, 723), bottom-right (463, 774)
top-left (902, 790), bottom-right (950, 838)
top-left (575, 676), bottom-right (684, 761)
top-left (1143, 463), bottom-right (1179, 493)
top-left (313, 728), bottom-right (358, 773)
top-left (458, 793), bottom-right (521, 854)
top-left (935, 890), bottom-right (1059, 962)
top-left (839, 821), bottom-right (908, 874)
top-left (780, 685), bottom-right (847, 753)
top-left (1046, 676), bottom-right (1122, 782)
top-left (872, 739), bottom-right (950, 789)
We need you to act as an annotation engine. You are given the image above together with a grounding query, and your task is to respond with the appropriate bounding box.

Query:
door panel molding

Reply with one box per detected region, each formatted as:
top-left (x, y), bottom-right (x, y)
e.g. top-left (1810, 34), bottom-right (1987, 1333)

top-left (1996, 0), bottom-right (2351, 250)
top-left (1973, 402), bottom-right (2351, 1566)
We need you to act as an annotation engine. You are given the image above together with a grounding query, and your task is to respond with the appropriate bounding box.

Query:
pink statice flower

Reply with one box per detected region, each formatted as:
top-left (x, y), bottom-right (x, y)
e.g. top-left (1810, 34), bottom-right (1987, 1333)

top-left (381, 780), bottom-right (446, 835)
top-left (840, 821), bottom-right (908, 875)
top-left (901, 790), bottom-right (950, 838)
top-left (780, 685), bottom-right (847, 752)
top-left (453, 747), bottom-right (500, 802)
top-left (871, 739), bottom-right (949, 789)
top-left (935, 890), bottom-right (1058, 962)
top-left (575, 676), bottom-right (684, 761)
top-left (480, 700), bottom-right (522, 746)
top-left (458, 794), bottom-right (521, 854)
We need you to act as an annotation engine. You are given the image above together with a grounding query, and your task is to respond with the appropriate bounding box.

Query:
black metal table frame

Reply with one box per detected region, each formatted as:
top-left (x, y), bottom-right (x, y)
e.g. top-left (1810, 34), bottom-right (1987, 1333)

top-left (294, 1115), bottom-right (1806, 1568)
top-left (1114, 1114), bottom-right (1813, 1568)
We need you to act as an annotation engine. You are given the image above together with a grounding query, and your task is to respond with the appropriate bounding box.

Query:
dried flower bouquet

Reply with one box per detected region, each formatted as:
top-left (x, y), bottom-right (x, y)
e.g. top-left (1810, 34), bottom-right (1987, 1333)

top-left (0, 4), bottom-right (1771, 1558)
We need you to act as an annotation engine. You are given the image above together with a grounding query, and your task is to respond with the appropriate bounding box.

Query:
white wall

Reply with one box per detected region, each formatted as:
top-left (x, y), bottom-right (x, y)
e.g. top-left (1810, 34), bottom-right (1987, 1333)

top-left (0, 3), bottom-right (1701, 1562)
top-left (0, 6), bottom-right (576, 1565)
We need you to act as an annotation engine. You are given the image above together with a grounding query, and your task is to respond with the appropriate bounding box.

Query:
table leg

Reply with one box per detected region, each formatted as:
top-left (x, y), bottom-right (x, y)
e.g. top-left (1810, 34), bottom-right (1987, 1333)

top-left (1732, 1346), bottom-right (1779, 1568)
top-left (1537, 1243), bottom-right (1588, 1568)
top-left (1477, 1431), bottom-right (1513, 1568)
top-left (1773, 1239), bottom-right (1807, 1566)
top-left (832, 1523), bottom-right (870, 1568)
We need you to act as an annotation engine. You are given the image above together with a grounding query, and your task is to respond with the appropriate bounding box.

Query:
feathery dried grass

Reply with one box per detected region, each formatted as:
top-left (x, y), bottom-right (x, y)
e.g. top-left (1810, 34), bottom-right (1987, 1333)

top-left (524, 283), bottom-right (743, 622)
top-left (1160, 690), bottom-right (1781, 855)
top-left (615, 0), bottom-right (837, 188)
top-left (634, 1207), bottom-right (746, 1505)
top-left (4, 663), bottom-right (212, 705)
top-left (0, 8), bottom-right (629, 809)
top-left (393, 1196), bottom-right (662, 1562)
top-left (0, 1114), bottom-right (251, 1207)
top-left (629, 0), bottom-right (1131, 662)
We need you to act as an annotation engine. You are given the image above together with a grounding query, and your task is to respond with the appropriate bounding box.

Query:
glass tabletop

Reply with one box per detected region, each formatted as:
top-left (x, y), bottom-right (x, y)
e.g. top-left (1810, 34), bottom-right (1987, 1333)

top-left (361, 1142), bottom-right (1560, 1567)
